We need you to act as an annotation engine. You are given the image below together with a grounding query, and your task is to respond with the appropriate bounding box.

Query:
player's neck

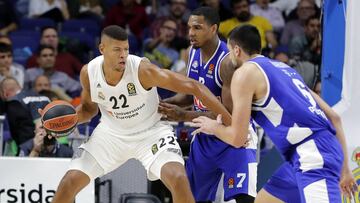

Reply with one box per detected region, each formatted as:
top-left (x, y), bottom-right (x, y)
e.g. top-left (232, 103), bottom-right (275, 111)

top-left (102, 63), bottom-right (125, 86)
top-left (200, 37), bottom-right (219, 62)
top-left (243, 54), bottom-right (261, 62)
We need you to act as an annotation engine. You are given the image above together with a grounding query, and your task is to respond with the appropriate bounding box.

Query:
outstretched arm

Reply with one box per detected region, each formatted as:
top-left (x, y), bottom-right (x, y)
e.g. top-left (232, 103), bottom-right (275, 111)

top-left (76, 65), bottom-right (99, 124)
top-left (159, 56), bottom-right (235, 123)
top-left (139, 60), bottom-right (231, 125)
top-left (192, 63), bottom-right (262, 147)
top-left (310, 91), bottom-right (357, 198)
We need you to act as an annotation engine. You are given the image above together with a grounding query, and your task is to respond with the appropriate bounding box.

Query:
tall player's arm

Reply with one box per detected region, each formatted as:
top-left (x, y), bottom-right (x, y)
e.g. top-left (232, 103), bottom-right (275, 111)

top-left (192, 63), bottom-right (263, 147)
top-left (77, 65), bottom-right (99, 124)
top-left (220, 55), bottom-right (236, 112)
top-left (310, 91), bottom-right (357, 197)
top-left (139, 59), bottom-right (231, 125)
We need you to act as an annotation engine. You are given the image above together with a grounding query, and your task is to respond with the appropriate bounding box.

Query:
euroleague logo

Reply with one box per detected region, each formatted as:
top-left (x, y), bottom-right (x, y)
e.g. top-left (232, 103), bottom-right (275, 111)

top-left (194, 96), bottom-right (207, 110)
top-left (193, 96), bottom-right (221, 111)
top-left (342, 147), bottom-right (360, 203)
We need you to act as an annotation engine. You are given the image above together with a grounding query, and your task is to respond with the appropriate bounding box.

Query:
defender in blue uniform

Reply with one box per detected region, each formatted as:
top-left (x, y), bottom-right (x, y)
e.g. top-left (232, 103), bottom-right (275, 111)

top-left (159, 7), bottom-right (257, 203)
top-left (192, 25), bottom-right (357, 202)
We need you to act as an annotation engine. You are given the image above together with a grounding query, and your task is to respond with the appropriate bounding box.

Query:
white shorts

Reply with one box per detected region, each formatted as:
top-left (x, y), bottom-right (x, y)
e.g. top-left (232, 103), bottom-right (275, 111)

top-left (69, 121), bottom-right (184, 181)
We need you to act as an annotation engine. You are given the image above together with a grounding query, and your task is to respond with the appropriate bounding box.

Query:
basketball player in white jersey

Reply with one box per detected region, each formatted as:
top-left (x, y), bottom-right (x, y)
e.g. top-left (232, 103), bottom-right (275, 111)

top-left (50, 25), bottom-right (231, 203)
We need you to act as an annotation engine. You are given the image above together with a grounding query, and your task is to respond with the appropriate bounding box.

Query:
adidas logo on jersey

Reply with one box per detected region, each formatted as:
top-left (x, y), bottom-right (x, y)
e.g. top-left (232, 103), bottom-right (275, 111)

top-left (97, 83), bottom-right (101, 88)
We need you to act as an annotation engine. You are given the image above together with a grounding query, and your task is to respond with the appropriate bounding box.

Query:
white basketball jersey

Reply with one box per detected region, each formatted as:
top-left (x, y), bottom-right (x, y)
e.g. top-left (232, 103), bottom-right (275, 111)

top-left (87, 55), bottom-right (162, 136)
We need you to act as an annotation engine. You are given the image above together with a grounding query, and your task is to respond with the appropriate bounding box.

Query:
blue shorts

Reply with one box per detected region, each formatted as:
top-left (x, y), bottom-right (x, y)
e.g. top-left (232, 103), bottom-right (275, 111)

top-left (263, 162), bottom-right (301, 203)
top-left (264, 134), bottom-right (343, 203)
top-left (186, 134), bottom-right (257, 201)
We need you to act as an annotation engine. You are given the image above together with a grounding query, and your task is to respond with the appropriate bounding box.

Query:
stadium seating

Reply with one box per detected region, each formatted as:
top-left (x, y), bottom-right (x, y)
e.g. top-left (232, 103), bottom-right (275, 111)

top-left (61, 19), bottom-right (101, 38)
top-left (9, 31), bottom-right (40, 65)
top-left (19, 18), bottom-right (56, 31)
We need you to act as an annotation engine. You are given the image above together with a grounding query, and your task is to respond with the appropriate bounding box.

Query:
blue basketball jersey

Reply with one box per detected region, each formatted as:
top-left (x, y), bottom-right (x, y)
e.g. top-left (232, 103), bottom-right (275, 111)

top-left (187, 41), bottom-right (226, 111)
top-left (186, 40), bottom-right (258, 201)
top-left (248, 56), bottom-right (336, 156)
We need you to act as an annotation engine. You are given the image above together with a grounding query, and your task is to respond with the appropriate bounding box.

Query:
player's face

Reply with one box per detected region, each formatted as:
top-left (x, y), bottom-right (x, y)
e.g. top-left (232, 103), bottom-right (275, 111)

top-left (100, 36), bottom-right (129, 72)
top-left (188, 15), bottom-right (216, 48)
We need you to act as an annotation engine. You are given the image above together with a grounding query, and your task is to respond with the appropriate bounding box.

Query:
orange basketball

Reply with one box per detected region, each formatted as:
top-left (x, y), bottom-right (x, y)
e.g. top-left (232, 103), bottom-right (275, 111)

top-left (41, 100), bottom-right (78, 137)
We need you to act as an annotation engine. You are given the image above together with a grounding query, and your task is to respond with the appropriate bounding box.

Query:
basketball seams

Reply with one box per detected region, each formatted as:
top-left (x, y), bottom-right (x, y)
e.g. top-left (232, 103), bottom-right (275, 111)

top-left (42, 113), bottom-right (78, 132)
top-left (41, 100), bottom-right (74, 116)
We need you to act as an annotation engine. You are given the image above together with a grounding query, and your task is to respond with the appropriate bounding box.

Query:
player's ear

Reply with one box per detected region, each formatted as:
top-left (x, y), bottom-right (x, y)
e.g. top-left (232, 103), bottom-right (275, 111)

top-left (211, 24), bottom-right (218, 34)
top-left (234, 45), bottom-right (241, 57)
top-left (99, 43), bottom-right (104, 55)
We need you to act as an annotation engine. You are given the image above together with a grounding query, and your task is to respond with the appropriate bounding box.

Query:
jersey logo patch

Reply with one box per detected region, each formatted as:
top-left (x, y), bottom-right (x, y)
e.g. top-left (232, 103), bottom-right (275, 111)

top-left (192, 60), bottom-right (198, 68)
top-left (151, 144), bottom-right (158, 155)
top-left (127, 83), bottom-right (137, 96)
top-left (97, 83), bottom-right (101, 88)
top-left (208, 64), bottom-right (214, 74)
top-left (98, 91), bottom-right (105, 100)
top-left (228, 178), bottom-right (234, 189)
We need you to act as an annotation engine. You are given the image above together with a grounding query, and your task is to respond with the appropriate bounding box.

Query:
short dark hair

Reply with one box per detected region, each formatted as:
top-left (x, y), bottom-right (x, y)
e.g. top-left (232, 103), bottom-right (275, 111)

top-left (191, 7), bottom-right (220, 30)
top-left (101, 25), bottom-right (128, 41)
top-left (41, 26), bottom-right (58, 36)
top-left (37, 44), bottom-right (55, 55)
top-left (228, 25), bottom-right (261, 55)
top-left (0, 42), bottom-right (12, 53)
top-left (305, 14), bottom-right (320, 26)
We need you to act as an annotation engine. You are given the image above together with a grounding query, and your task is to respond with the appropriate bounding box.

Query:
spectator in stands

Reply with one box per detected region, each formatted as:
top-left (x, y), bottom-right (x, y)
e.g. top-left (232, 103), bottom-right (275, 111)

top-left (156, 0), bottom-right (191, 39)
top-left (25, 45), bottom-right (82, 96)
top-left (0, 43), bottom-right (25, 87)
top-left (274, 49), bottom-right (290, 64)
top-left (33, 75), bottom-right (72, 102)
top-left (67, 0), bottom-right (104, 26)
top-left (270, 0), bottom-right (321, 19)
top-left (250, 0), bottom-right (285, 32)
top-left (144, 18), bottom-right (180, 70)
top-left (26, 26), bottom-right (83, 79)
top-left (219, 0), bottom-right (278, 50)
top-left (0, 77), bottom-right (50, 147)
top-left (274, 45), bottom-right (319, 89)
top-left (103, 0), bottom-right (149, 40)
top-left (28, 0), bottom-right (70, 22)
top-left (201, 0), bottom-right (233, 21)
top-left (15, 0), bottom-right (30, 18)
top-left (0, 0), bottom-right (18, 36)
top-left (33, 75), bottom-right (51, 93)
top-left (19, 125), bottom-right (73, 157)
top-left (289, 15), bottom-right (321, 65)
top-left (280, 0), bottom-right (316, 46)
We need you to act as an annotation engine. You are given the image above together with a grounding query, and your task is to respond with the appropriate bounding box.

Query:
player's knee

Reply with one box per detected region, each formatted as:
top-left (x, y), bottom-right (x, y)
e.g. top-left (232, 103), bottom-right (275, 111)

top-left (58, 170), bottom-right (90, 192)
top-left (169, 172), bottom-right (188, 189)
top-left (162, 166), bottom-right (188, 189)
